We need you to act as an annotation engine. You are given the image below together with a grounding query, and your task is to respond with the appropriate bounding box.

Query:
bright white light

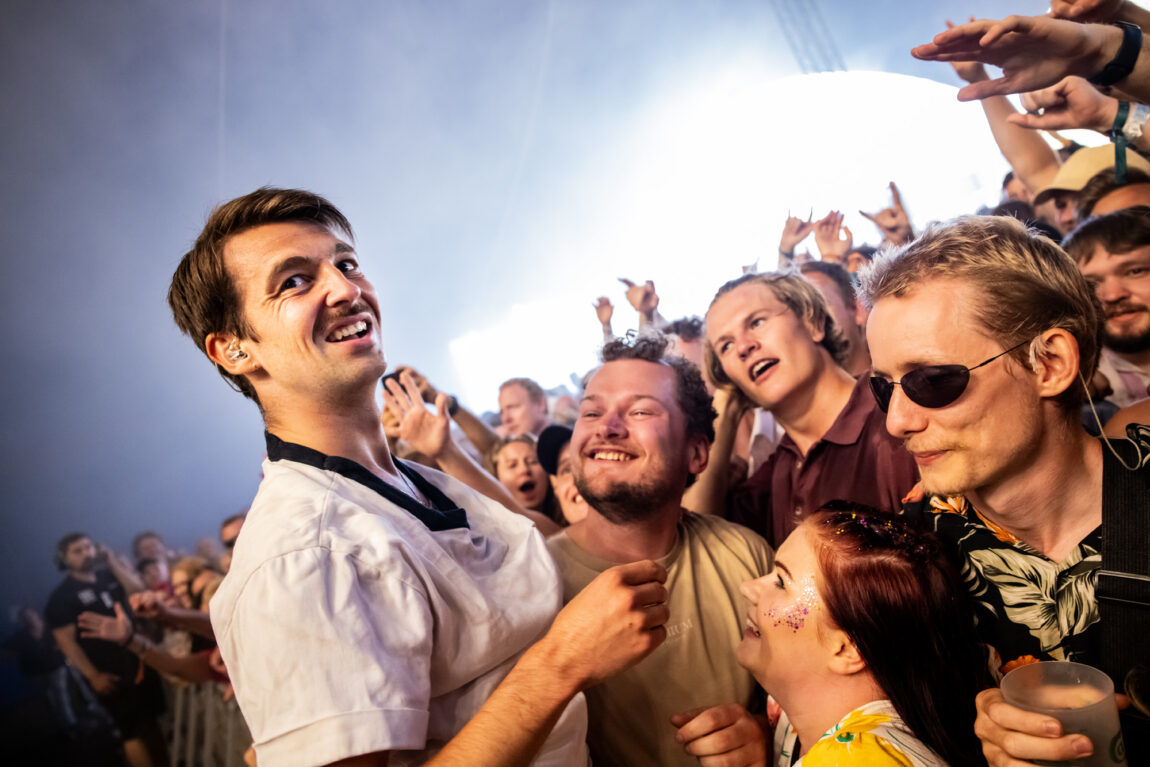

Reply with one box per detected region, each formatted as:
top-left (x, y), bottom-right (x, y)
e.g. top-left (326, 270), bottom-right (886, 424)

top-left (447, 68), bottom-right (1090, 412)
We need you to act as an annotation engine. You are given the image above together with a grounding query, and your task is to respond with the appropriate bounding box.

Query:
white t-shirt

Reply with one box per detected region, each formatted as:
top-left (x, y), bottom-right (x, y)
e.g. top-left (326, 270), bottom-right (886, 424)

top-left (210, 434), bottom-right (588, 767)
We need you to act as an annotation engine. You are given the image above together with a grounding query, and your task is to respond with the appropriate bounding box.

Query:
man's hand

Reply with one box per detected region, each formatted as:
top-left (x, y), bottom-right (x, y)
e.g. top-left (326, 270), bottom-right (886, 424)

top-left (593, 296), bottom-right (614, 326)
top-left (1009, 76), bottom-right (1118, 133)
top-left (129, 590), bottom-right (174, 622)
top-left (947, 19), bottom-right (990, 84)
top-left (393, 365), bottom-right (438, 404)
top-left (78, 603), bottom-right (133, 645)
top-left (860, 182), bottom-right (914, 246)
top-left (912, 15), bottom-right (1120, 102)
top-left (86, 670), bottom-right (120, 696)
top-left (541, 560), bottom-right (669, 690)
top-left (670, 704), bottom-right (767, 767)
top-left (1050, 0), bottom-right (1126, 23)
top-left (812, 211), bottom-right (853, 263)
top-left (619, 278), bottom-right (659, 317)
top-left (383, 371), bottom-right (451, 459)
top-left (778, 212), bottom-right (814, 255)
top-left (974, 687), bottom-right (1094, 765)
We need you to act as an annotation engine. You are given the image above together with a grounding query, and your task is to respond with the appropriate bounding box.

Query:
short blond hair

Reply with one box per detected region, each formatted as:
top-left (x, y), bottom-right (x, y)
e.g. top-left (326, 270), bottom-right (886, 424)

top-left (703, 270), bottom-right (848, 388)
top-left (858, 216), bottom-right (1101, 413)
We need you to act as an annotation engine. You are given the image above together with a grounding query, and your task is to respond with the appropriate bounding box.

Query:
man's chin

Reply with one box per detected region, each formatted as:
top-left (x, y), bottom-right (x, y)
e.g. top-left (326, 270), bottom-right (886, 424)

top-left (1102, 326), bottom-right (1150, 355)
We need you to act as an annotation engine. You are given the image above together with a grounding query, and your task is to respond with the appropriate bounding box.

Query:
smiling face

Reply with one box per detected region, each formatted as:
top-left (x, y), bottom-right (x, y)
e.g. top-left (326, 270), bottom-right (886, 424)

top-left (1080, 243), bottom-right (1150, 355)
top-left (571, 359), bottom-right (706, 524)
top-left (705, 282), bottom-right (825, 411)
top-left (216, 221), bottom-right (386, 408)
top-left (494, 440), bottom-right (550, 510)
top-left (866, 278), bottom-right (1046, 497)
top-left (737, 524), bottom-right (827, 692)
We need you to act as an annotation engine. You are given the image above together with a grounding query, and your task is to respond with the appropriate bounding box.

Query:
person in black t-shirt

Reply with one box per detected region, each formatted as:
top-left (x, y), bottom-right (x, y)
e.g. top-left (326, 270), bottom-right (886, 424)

top-left (44, 533), bottom-right (167, 767)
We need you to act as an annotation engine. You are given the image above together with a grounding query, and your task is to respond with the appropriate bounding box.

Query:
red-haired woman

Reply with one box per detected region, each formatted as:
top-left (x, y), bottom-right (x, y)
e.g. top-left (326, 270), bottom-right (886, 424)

top-left (679, 506), bottom-right (989, 766)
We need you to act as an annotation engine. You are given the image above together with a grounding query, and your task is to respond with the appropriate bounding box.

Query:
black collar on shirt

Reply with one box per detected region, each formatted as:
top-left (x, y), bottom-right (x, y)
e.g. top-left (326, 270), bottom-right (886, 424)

top-left (265, 432), bottom-right (469, 531)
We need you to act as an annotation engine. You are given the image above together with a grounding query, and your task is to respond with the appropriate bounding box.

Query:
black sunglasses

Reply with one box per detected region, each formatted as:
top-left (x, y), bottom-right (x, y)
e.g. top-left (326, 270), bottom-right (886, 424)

top-left (869, 339), bottom-right (1031, 412)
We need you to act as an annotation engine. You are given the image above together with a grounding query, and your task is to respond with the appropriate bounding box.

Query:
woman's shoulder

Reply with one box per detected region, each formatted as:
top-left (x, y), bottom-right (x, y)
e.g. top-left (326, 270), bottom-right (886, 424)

top-left (791, 701), bottom-right (947, 767)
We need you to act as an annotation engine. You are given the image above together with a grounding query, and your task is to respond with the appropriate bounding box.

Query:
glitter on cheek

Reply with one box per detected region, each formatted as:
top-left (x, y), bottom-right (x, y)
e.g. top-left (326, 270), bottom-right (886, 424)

top-left (765, 580), bottom-right (821, 632)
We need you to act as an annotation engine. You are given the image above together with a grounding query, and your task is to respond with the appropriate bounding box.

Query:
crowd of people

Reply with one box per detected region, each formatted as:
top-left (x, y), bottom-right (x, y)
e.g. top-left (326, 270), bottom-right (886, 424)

top-left (8, 3), bottom-right (1150, 766)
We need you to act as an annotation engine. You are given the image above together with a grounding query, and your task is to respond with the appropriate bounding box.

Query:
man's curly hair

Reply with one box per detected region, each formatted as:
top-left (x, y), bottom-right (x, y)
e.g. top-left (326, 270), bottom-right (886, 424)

top-left (600, 334), bottom-right (716, 443)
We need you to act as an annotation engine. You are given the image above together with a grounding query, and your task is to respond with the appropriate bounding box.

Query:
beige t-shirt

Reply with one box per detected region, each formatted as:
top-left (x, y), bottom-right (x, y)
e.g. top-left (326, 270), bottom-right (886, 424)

top-left (547, 512), bottom-right (774, 767)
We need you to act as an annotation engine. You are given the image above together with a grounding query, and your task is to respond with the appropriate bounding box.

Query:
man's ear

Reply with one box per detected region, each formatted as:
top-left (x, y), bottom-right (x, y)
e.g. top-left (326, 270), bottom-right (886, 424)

top-left (825, 628), bottom-right (868, 676)
top-left (1032, 328), bottom-right (1080, 401)
top-left (802, 312), bottom-right (827, 345)
top-left (206, 332), bottom-right (259, 377)
top-left (686, 433), bottom-right (710, 476)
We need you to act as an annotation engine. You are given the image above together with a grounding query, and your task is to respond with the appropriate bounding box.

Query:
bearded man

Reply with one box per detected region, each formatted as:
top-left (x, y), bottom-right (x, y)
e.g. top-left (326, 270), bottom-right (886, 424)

top-left (546, 335), bottom-right (775, 767)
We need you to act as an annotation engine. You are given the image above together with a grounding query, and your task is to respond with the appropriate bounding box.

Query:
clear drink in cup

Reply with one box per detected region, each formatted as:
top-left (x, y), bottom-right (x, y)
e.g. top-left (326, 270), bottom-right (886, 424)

top-left (1001, 660), bottom-right (1127, 766)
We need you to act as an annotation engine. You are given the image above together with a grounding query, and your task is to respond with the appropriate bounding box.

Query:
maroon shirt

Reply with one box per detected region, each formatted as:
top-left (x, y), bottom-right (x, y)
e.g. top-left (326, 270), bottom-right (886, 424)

top-left (728, 375), bottom-right (920, 548)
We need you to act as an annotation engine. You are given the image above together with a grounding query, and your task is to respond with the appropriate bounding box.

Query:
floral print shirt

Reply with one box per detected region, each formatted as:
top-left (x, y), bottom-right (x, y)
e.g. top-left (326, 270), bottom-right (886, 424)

top-left (774, 700), bottom-right (945, 766)
top-left (918, 492), bottom-right (1101, 681)
top-left (911, 425), bottom-right (1150, 681)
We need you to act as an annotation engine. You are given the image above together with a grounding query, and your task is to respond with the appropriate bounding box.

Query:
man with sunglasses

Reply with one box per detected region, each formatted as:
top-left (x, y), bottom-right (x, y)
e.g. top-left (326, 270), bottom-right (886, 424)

top-left (218, 512), bottom-right (245, 574)
top-left (861, 214), bottom-right (1149, 766)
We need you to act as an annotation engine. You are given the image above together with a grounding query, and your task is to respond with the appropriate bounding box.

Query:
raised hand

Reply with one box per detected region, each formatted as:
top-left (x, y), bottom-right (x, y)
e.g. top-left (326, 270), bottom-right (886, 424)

top-left (619, 278), bottom-right (659, 316)
top-left (912, 15), bottom-right (1119, 102)
top-left (860, 182), bottom-right (913, 245)
top-left (78, 602), bottom-right (132, 645)
top-left (129, 590), bottom-right (174, 622)
top-left (383, 369), bottom-right (452, 459)
top-left (393, 365), bottom-right (438, 404)
top-left (778, 211), bottom-right (814, 255)
top-left (1049, 0), bottom-right (1126, 22)
top-left (593, 296), bottom-right (614, 326)
top-left (1010, 76), bottom-right (1119, 133)
top-left (671, 704), bottom-right (768, 767)
top-left (813, 210), bottom-right (853, 263)
top-left (541, 560), bottom-right (669, 689)
top-left (946, 19), bottom-right (989, 83)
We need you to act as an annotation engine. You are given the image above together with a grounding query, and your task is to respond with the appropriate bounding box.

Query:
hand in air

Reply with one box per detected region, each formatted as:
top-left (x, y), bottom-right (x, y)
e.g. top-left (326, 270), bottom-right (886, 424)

top-left (860, 182), bottom-right (913, 245)
top-left (382, 370), bottom-right (452, 459)
top-left (813, 210), bottom-right (853, 263)
top-left (619, 278), bottom-right (660, 316)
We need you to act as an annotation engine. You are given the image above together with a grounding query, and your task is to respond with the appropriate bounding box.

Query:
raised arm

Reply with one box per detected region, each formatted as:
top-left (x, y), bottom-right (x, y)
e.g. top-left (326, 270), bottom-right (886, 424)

top-left (78, 603), bottom-right (216, 683)
top-left (395, 365), bottom-right (499, 457)
top-left (383, 371), bottom-right (561, 536)
top-left (681, 387), bottom-right (750, 517)
top-left (129, 590), bottom-right (215, 640)
top-left (593, 296), bottom-right (615, 345)
top-left (619, 278), bottom-right (666, 331)
top-left (98, 544), bottom-right (145, 595)
top-left (913, 15), bottom-right (1150, 104)
top-left (860, 182), bottom-right (915, 247)
top-left (948, 37), bottom-right (1061, 194)
top-left (1050, 0), bottom-right (1150, 29)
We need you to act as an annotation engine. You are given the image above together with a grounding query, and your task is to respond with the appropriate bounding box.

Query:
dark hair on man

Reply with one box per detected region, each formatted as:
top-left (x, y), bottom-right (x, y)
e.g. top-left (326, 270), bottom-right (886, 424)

top-left (168, 187), bottom-right (354, 404)
top-left (665, 316), bottom-right (704, 343)
top-left (1076, 167), bottom-right (1150, 219)
top-left (136, 557), bottom-right (158, 574)
top-left (1064, 205), bottom-right (1150, 266)
top-left (600, 334), bottom-right (716, 444)
top-left (848, 244), bottom-right (878, 264)
top-left (131, 530), bottom-right (165, 562)
top-left (799, 260), bottom-right (856, 311)
top-left (990, 199), bottom-right (1036, 223)
top-left (55, 532), bottom-right (89, 570)
top-left (220, 512), bottom-right (247, 530)
top-left (1002, 170), bottom-right (1015, 189)
top-left (499, 377), bottom-right (547, 405)
top-left (808, 507), bottom-right (989, 767)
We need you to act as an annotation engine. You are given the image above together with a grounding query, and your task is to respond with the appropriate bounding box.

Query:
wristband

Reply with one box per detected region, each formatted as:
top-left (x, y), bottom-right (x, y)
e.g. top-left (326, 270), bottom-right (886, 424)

top-left (778, 248), bottom-right (794, 260)
top-left (1089, 22), bottom-right (1142, 88)
top-left (1112, 101), bottom-right (1132, 183)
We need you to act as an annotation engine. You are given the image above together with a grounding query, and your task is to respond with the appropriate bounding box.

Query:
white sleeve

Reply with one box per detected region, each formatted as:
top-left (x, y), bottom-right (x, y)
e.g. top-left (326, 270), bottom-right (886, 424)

top-left (223, 546), bottom-right (433, 767)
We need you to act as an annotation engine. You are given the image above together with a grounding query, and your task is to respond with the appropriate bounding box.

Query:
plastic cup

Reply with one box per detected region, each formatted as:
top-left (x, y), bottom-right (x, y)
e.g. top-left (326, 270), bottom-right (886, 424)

top-left (1001, 661), bottom-right (1127, 766)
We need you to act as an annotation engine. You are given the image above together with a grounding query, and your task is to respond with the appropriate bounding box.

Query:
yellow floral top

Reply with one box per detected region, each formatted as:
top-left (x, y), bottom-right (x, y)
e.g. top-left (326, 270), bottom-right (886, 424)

top-left (774, 700), bottom-right (945, 766)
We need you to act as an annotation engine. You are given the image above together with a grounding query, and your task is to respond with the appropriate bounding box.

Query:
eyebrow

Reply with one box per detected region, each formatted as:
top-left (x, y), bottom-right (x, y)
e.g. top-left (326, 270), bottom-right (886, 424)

top-left (264, 243), bottom-right (357, 294)
top-left (775, 561), bottom-right (792, 579)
